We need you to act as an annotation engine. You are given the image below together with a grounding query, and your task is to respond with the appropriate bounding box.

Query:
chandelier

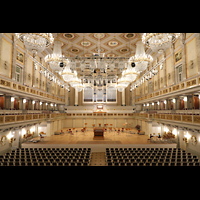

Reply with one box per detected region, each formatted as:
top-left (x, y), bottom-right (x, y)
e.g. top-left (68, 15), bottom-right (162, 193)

top-left (69, 77), bottom-right (82, 88)
top-left (69, 77), bottom-right (84, 92)
top-left (15, 33), bottom-right (54, 56)
top-left (122, 64), bottom-right (139, 82)
top-left (60, 67), bottom-right (77, 82)
top-left (142, 33), bottom-right (180, 52)
top-left (115, 76), bottom-right (131, 92)
top-left (45, 39), bottom-right (69, 72)
top-left (129, 41), bottom-right (153, 72)
top-left (61, 68), bottom-right (84, 92)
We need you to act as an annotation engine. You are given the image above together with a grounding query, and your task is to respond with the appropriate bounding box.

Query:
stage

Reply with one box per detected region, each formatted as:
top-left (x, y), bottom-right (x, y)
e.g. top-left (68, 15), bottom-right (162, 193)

top-left (22, 128), bottom-right (177, 152)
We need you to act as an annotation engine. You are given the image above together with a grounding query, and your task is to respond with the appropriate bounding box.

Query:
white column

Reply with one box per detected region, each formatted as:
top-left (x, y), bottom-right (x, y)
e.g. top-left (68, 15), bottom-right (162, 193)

top-left (122, 89), bottom-right (125, 106)
top-left (114, 118), bottom-right (117, 128)
top-left (184, 96), bottom-right (187, 109)
top-left (11, 34), bottom-right (17, 81)
top-left (47, 121), bottom-right (53, 136)
top-left (75, 88), bottom-right (78, 106)
top-left (170, 43), bottom-right (176, 85)
top-left (180, 33), bottom-right (187, 81)
top-left (194, 33), bottom-right (200, 74)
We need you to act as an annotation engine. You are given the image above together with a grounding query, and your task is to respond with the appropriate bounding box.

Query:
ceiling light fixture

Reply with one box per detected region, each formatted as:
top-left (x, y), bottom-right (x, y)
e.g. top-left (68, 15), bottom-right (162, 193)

top-left (45, 37), bottom-right (69, 72)
top-left (142, 33), bottom-right (180, 52)
top-left (129, 41), bottom-right (153, 72)
top-left (15, 33), bottom-right (54, 57)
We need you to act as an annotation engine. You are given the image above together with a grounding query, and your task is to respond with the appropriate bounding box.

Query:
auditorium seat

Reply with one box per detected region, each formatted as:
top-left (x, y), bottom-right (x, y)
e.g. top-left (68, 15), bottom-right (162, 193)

top-left (105, 148), bottom-right (200, 166)
top-left (0, 148), bottom-right (91, 166)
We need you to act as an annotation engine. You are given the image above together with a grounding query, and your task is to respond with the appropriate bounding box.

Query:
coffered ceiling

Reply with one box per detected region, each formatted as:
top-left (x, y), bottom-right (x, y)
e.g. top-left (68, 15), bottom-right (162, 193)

top-left (42, 33), bottom-right (150, 82)
top-left (46, 33), bottom-right (145, 58)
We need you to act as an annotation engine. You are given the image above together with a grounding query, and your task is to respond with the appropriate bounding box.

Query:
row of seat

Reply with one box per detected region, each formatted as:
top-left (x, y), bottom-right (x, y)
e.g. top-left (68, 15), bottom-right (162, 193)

top-left (106, 147), bottom-right (184, 151)
top-left (0, 148), bottom-right (91, 166)
top-left (105, 148), bottom-right (200, 166)
top-left (12, 147), bottom-right (91, 151)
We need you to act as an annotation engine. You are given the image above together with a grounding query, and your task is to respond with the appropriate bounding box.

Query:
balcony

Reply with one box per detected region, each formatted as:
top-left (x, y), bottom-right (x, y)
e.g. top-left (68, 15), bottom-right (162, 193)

top-left (135, 75), bottom-right (200, 104)
top-left (134, 111), bottom-right (200, 127)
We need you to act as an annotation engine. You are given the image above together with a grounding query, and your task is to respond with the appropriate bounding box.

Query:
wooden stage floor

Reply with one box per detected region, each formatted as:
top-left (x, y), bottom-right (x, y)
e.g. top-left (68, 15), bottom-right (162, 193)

top-left (26, 128), bottom-right (150, 145)
top-left (22, 128), bottom-right (177, 152)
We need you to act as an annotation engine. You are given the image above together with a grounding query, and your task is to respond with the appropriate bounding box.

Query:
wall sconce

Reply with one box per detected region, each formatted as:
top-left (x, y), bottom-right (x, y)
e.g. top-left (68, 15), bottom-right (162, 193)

top-left (0, 135), bottom-right (7, 146)
top-left (164, 100), bottom-right (166, 104)
top-left (40, 102), bottom-right (42, 106)
top-left (32, 100), bottom-right (35, 104)
top-left (7, 131), bottom-right (15, 143)
top-left (21, 128), bottom-right (26, 138)
top-left (157, 102), bottom-right (160, 105)
top-left (152, 102), bottom-right (154, 106)
top-left (183, 97), bottom-right (187, 101)
top-left (172, 99), bottom-right (175, 103)
top-left (183, 132), bottom-right (190, 143)
top-left (23, 99), bottom-right (26, 104)
top-left (11, 97), bottom-right (15, 102)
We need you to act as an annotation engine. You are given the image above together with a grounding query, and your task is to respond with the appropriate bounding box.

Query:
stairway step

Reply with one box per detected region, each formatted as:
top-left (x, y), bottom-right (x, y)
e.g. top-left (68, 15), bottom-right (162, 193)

top-left (90, 152), bottom-right (106, 166)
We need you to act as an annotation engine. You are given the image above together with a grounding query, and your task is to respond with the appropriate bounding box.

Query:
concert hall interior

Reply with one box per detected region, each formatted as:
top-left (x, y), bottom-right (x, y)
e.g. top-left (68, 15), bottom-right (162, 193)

top-left (0, 33), bottom-right (200, 167)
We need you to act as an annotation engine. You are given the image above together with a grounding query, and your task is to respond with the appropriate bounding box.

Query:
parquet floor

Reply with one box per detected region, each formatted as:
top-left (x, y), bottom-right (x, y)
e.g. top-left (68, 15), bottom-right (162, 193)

top-left (90, 152), bottom-right (106, 166)
top-left (31, 128), bottom-right (150, 145)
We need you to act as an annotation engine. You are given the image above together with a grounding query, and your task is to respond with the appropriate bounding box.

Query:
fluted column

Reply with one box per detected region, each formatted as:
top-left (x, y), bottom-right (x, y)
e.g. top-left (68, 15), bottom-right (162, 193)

top-left (74, 88), bottom-right (78, 106)
top-left (180, 33), bottom-right (187, 81)
top-left (122, 89), bottom-right (125, 106)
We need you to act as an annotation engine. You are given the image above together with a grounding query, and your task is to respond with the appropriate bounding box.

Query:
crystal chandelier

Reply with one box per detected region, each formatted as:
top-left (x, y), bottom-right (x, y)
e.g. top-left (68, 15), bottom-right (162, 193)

top-left (69, 77), bottom-right (84, 92)
top-left (115, 76), bottom-right (131, 92)
top-left (122, 64), bottom-right (138, 82)
top-left (75, 84), bottom-right (85, 92)
top-left (61, 68), bottom-right (84, 92)
top-left (45, 39), bottom-right (69, 72)
top-left (60, 67), bottom-right (77, 82)
top-left (130, 41), bottom-right (153, 72)
top-left (69, 77), bottom-right (82, 88)
top-left (142, 33), bottom-right (180, 52)
top-left (15, 33), bottom-right (54, 56)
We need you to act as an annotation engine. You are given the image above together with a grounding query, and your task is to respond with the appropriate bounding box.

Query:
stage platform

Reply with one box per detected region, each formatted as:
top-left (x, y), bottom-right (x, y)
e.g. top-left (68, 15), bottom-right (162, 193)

top-left (22, 128), bottom-right (177, 152)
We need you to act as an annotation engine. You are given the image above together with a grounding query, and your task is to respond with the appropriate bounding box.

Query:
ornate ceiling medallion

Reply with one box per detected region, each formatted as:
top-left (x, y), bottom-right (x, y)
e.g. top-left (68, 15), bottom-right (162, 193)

top-left (92, 47), bottom-right (107, 53)
top-left (119, 33), bottom-right (137, 41)
top-left (106, 53), bottom-right (116, 57)
top-left (117, 47), bottom-right (130, 54)
top-left (68, 47), bottom-right (82, 54)
top-left (64, 33), bottom-right (74, 39)
top-left (62, 33), bottom-right (79, 41)
top-left (78, 39), bottom-right (94, 48)
top-left (89, 33), bottom-right (109, 41)
top-left (94, 33), bottom-right (105, 39)
top-left (105, 39), bottom-right (122, 48)
top-left (108, 40), bottom-right (118, 46)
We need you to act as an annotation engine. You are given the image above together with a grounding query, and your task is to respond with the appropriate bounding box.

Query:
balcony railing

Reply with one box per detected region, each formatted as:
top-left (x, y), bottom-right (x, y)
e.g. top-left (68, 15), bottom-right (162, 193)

top-left (134, 112), bottom-right (200, 125)
top-left (135, 75), bottom-right (200, 103)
